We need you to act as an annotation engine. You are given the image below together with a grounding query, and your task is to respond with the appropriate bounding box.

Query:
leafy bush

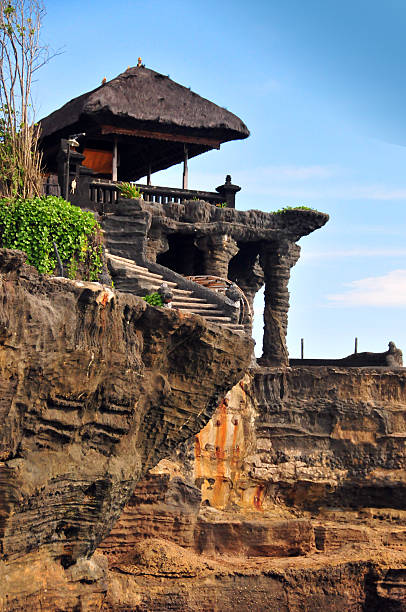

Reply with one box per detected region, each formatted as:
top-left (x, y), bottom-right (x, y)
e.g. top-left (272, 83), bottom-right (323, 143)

top-left (118, 182), bottom-right (142, 199)
top-left (142, 292), bottom-right (163, 306)
top-left (0, 195), bottom-right (103, 280)
top-left (273, 205), bottom-right (314, 213)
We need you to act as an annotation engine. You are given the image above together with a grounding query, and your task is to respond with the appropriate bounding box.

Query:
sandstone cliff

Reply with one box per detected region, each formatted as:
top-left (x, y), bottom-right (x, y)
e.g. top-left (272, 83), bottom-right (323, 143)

top-left (0, 249), bottom-right (252, 610)
top-left (101, 368), bottom-right (406, 611)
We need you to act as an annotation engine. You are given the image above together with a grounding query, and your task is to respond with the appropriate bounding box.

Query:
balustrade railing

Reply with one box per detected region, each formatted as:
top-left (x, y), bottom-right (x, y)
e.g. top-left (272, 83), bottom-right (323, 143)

top-left (88, 179), bottom-right (225, 209)
top-left (42, 174), bottom-right (240, 212)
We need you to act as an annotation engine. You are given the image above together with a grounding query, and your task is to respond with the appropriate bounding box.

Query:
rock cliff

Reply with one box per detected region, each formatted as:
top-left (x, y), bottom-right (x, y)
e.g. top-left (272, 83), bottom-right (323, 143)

top-left (1, 248), bottom-right (405, 611)
top-left (100, 367), bottom-right (406, 611)
top-left (0, 249), bottom-right (252, 609)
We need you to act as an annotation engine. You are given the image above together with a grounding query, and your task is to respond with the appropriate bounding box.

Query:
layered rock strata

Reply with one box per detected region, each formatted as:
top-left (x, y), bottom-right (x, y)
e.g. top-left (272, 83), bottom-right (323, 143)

top-left (0, 249), bottom-right (252, 609)
top-left (99, 366), bottom-right (406, 611)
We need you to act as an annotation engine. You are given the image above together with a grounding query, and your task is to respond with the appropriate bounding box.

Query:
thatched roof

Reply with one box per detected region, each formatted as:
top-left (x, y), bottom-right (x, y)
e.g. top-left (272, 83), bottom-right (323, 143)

top-left (39, 66), bottom-right (249, 180)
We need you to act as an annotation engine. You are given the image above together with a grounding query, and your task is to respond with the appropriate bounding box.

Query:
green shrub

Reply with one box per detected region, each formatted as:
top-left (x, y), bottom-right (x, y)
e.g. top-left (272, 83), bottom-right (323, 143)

top-left (142, 292), bottom-right (163, 306)
top-left (0, 195), bottom-right (103, 280)
top-left (273, 205), bottom-right (314, 213)
top-left (118, 182), bottom-right (142, 199)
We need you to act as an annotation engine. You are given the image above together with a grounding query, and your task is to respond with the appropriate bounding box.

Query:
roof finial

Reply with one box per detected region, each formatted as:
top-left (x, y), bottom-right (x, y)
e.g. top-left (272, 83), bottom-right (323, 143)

top-left (137, 57), bottom-right (142, 68)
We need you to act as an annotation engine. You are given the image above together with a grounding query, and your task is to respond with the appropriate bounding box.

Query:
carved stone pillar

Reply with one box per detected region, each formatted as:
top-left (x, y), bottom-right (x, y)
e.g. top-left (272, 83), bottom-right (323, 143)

top-left (259, 240), bottom-right (301, 366)
top-left (196, 234), bottom-right (238, 278)
top-left (228, 254), bottom-right (264, 332)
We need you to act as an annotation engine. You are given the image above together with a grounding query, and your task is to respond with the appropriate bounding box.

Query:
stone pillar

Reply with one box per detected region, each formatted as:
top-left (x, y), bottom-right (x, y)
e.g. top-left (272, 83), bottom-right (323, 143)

top-left (259, 240), bottom-right (301, 366)
top-left (233, 259), bottom-right (264, 330)
top-left (196, 234), bottom-right (239, 278)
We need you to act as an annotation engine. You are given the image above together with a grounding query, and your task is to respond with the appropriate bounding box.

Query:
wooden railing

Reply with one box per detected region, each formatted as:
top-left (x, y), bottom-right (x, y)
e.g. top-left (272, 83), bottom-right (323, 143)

top-left (88, 179), bottom-right (225, 209)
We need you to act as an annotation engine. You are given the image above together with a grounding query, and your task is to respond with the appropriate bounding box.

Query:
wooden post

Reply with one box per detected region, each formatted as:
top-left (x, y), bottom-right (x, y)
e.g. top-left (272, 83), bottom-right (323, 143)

top-left (354, 337), bottom-right (358, 354)
top-left (65, 143), bottom-right (70, 200)
top-left (301, 338), bottom-right (304, 360)
top-left (112, 137), bottom-right (118, 181)
top-left (183, 145), bottom-right (188, 189)
top-left (147, 164), bottom-right (151, 186)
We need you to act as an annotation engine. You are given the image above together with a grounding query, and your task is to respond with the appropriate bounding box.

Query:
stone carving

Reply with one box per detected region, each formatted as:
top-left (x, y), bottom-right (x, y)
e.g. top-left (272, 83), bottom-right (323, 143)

top-left (386, 340), bottom-right (403, 367)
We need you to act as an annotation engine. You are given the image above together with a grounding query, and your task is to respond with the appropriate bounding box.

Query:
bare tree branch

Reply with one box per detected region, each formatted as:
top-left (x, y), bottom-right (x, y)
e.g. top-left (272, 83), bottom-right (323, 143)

top-left (0, 0), bottom-right (55, 198)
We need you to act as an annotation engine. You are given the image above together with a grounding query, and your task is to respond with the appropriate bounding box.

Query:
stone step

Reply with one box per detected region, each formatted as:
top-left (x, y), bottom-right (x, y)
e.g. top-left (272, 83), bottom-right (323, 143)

top-left (106, 251), bottom-right (245, 333)
top-left (205, 316), bottom-right (232, 323)
top-left (172, 301), bottom-right (218, 308)
top-left (172, 295), bottom-right (207, 303)
top-left (108, 256), bottom-right (166, 281)
top-left (177, 308), bottom-right (225, 317)
top-left (123, 273), bottom-right (178, 289)
top-left (172, 289), bottom-right (194, 296)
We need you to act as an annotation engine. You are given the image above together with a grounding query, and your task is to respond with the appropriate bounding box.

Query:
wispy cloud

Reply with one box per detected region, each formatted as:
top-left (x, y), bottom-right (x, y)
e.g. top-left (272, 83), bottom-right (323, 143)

top-left (302, 248), bottom-right (406, 260)
top-left (327, 269), bottom-right (406, 306)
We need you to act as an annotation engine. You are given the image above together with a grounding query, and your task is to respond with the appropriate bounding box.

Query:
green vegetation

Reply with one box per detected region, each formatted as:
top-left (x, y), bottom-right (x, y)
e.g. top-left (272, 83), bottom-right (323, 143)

top-left (118, 182), bottom-right (142, 199)
top-left (0, 195), bottom-right (103, 280)
top-left (273, 205), bottom-right (314, 213)
top-left (142, 291), bottom-right (164, 306)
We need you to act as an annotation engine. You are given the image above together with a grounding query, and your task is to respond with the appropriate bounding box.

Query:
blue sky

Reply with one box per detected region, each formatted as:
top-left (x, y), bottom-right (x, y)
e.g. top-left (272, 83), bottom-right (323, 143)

top-left (37, 0), bottom-right (406, 358)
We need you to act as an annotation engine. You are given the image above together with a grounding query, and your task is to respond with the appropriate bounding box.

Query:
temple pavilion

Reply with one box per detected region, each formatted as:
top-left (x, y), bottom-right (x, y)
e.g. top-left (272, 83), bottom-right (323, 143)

top-left (39, 64), bottom-right (249, 203)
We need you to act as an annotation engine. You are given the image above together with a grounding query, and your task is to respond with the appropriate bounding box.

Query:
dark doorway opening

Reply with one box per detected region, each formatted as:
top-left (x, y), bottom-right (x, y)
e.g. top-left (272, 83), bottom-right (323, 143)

top-left (157, 234), bottom-right (205, 276)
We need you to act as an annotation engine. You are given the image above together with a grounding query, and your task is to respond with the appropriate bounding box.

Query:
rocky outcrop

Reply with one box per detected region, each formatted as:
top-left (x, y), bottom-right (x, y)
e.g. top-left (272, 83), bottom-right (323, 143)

top-left (98, 366), bottom-right (406, 611)
top-left (0, 248), bottom-right (252, 608)
top-left (251, 366), bottom-right (406, 510)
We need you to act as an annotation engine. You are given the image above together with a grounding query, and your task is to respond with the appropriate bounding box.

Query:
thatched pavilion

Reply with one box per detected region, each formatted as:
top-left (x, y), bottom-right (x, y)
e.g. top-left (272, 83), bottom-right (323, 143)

top-left (40, 65), bottom-right (249, 197)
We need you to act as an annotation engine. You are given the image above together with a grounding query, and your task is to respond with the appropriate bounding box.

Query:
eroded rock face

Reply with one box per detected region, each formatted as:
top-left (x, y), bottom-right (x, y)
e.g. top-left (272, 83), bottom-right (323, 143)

top-left (251, 366), bottom-right (406, 509)
top-left (0, 249), bottom-right (252, 593)
top-left (99, 366), bottom-right (406, 611)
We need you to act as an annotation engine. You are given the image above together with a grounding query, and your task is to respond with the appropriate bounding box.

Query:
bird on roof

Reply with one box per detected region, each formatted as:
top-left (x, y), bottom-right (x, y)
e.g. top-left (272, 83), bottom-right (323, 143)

top-left (137, 57), bottom-right (142, 67)
top-left (101, 77), bottom-right (107, 85)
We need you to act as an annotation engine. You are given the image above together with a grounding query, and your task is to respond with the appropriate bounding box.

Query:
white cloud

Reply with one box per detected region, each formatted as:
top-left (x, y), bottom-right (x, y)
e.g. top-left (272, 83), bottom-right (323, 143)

top-left (327, 269), bottom-right (406, 307)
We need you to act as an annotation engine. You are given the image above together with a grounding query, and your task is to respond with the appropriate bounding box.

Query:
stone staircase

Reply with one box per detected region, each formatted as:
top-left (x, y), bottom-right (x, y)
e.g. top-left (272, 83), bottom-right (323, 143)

top-left (107, 253), bottom-right (245, 334)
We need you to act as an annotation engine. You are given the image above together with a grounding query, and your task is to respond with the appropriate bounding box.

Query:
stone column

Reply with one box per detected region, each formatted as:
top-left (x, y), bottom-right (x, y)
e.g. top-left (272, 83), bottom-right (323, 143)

top-left (229, 257), bottom-right (264, 333)
top-left (196, 234), bottom-right (239, 278)
top-left (259, 240), bottom-right (301, 366)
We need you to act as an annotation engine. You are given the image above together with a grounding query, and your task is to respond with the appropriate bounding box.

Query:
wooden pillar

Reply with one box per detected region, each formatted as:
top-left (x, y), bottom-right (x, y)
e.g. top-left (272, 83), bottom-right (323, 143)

top-left (112, 137), bottom-right (118, 182)
top-left (183, 145), bottom-right (188, 189)
top-left (147, 164), bottom-right (151, 186)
